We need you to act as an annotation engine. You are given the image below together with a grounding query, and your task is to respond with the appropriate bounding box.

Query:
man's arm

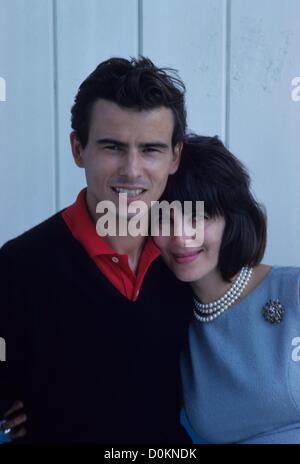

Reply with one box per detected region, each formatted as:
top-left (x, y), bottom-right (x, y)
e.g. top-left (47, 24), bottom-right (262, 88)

top-left (0, 401), bottom-right (27, 442)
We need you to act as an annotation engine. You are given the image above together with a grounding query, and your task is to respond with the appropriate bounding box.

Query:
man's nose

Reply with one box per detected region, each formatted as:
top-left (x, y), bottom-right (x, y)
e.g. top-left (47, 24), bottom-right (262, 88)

top-left (119, 149), bottom-right (144, 178)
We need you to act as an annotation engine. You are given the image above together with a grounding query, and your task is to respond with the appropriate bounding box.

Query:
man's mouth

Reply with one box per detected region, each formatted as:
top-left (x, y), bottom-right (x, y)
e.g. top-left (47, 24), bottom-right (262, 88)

top-left (172, 249), bottom-right (204, 264)
top-left (111, 187), bottom-right (147, 198)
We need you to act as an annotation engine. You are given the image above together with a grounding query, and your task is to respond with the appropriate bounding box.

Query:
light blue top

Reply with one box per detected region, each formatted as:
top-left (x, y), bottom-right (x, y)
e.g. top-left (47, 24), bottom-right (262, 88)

top-left (181, 266), bottom-right (300, 444)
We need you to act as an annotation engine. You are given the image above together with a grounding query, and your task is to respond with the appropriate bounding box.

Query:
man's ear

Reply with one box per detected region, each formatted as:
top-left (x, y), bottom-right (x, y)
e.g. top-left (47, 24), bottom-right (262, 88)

top-left (169, 141), bottom-right (183, 175)
top-left (70, 131), bottom-right (85, 168)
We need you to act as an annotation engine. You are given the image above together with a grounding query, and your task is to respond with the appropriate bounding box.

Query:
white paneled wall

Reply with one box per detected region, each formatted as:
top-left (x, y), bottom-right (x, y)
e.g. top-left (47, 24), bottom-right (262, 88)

top-left (0, 0), bottom-right (299, 265)
top-left (228, 0), bottom-right (300, 265)
top-left (142, 0), bottom-right (226, 137)
top-left (0, 0), bottom-right (56, 242)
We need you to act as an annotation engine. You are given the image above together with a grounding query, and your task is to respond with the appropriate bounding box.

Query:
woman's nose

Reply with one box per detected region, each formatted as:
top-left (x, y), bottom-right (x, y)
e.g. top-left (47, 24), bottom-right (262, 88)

top-left (173, 216), bottom-right (195, 238)
top-left (172, 217), bottom-right (201, 248)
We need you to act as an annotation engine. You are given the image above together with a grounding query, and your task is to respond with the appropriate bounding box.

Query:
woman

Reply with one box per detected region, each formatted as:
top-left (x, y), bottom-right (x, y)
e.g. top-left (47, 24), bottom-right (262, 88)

top-left (154, 134), bottom-right (300, 444)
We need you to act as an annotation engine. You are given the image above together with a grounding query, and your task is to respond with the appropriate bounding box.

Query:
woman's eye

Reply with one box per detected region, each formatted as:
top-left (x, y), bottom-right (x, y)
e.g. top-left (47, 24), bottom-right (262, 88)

top-left (158, 214), bottom-right (174, 229)
top-left (189, 214), bottom-right (209, 225)
top-left (159, 216), bottom-right (173, 225)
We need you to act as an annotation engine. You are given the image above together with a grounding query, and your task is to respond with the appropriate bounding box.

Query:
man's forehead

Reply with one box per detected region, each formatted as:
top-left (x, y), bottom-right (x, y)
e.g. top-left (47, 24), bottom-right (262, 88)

top-left (89, 99), bottom-right (174, 140)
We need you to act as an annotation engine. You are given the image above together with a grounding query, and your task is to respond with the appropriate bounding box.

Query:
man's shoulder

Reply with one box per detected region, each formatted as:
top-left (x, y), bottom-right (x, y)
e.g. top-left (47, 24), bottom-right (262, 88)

top-left (0, 211), bottom-right (69, 261)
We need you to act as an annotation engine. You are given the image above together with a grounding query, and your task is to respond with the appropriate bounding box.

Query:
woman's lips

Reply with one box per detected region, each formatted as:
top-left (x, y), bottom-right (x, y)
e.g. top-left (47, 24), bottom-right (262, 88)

top-left (172, 249), bottom-right (203, 264)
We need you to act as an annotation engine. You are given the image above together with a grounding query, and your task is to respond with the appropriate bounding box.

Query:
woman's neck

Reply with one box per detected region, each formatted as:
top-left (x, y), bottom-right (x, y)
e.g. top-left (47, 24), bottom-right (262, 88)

top-left (191, 264), bottom-right (272, 304)
top-left (190, 268), bottom-right (237, 304)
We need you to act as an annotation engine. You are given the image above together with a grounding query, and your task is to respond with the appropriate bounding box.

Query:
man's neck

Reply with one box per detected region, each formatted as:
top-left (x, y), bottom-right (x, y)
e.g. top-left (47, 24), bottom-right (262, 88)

top-left (102, 234), bottom-right (147, 274)
top-left (84, 189), bottom-right (148, 273)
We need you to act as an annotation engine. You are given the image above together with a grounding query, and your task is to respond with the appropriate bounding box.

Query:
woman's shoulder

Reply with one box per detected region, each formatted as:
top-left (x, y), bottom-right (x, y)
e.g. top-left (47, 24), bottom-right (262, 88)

top-left (243, 264), bottom-right (300, 301)
top-left (258, 264), bottom-right (300, 298)
top-left (264, 264), bottom-right (300, 280)
top-left (255, 263), bottom-right (300, 278)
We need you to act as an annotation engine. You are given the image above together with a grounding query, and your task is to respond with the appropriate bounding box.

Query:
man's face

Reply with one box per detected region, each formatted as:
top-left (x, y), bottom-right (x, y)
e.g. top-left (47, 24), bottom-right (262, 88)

top-left (71, 99), bottom-right (182, 221)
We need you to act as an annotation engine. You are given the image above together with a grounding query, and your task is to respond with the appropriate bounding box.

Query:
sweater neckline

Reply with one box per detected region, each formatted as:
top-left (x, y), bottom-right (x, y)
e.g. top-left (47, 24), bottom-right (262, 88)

top-left (233, 265), bottom-right (277, 308)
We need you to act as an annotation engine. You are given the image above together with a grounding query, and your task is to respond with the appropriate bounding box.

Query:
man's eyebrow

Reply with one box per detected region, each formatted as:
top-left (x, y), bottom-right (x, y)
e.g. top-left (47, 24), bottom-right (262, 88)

top-left (95, 139), bottom-right (170, 150)
top-left (140, 142), bottom-right (170, 149)
top-left (96, 138), bottom-right (127, 147)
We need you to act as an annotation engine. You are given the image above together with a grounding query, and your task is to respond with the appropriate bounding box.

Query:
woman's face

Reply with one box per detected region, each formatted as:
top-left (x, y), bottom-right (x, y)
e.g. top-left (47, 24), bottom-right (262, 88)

top-left (153, 213), bottom-right (226, 282)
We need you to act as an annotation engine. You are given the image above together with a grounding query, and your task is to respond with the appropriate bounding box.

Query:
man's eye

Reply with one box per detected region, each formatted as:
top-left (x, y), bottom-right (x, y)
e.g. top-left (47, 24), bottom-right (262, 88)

top-left (105, 145), bottom-right (121, 151)
top-left (144, 147), bottom-right (159, 153)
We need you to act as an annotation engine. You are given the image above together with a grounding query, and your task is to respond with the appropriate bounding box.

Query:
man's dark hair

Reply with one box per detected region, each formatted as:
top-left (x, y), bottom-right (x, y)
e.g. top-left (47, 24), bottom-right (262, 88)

top-left (161, 134), bottom-right (267, 282)
top-left (71, 56), bottom-right (186, 148)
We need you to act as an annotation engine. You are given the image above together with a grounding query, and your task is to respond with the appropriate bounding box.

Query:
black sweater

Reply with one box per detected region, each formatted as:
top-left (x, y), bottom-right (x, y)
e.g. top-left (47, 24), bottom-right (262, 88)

top-left (0, 212), bottom-right (192, 443)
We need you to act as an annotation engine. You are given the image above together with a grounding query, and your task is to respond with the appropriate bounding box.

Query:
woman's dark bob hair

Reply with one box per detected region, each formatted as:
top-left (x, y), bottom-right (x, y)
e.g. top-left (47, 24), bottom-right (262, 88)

top-left (162, 134), bottom-right (267, 282)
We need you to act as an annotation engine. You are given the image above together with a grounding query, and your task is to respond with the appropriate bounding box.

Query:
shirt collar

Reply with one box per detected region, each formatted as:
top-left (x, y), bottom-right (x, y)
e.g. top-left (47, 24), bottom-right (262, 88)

top-left (62, 188), bottom-right (160, 259)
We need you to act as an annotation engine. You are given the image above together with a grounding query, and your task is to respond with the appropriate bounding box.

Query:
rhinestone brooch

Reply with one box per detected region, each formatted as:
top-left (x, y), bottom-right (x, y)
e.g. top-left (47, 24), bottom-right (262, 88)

top-left (262, 299), bottom-right (285, 324)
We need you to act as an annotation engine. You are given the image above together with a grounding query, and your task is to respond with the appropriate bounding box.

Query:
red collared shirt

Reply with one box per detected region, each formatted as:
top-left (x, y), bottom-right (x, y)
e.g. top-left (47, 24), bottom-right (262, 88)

top-left (62, 188), bottom-right (160, 302)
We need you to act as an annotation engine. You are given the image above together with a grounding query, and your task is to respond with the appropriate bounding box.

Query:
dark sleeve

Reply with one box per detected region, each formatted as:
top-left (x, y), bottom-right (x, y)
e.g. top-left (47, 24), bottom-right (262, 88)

top-left (0, 243), bottom-right (27, 416)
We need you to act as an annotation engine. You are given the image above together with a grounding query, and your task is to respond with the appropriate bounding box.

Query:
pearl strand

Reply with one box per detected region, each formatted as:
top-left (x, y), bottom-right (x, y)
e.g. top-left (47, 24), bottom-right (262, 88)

top-left (193, 267), bottom-right (253, 322)
top-left (193, 267), bottom-right (250, 314)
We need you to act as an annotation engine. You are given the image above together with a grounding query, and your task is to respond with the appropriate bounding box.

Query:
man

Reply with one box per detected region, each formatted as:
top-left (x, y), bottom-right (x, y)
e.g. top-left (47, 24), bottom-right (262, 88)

top-left (0, 57), bottom-right (193, 443)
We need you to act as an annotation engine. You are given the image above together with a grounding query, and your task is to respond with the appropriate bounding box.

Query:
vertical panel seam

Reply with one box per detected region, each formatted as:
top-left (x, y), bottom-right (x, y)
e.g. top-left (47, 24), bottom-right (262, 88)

top-left (138, 0), bottom-right (143, 56)
top-left (222, 0), bottom-right (231, 147)
top-left (52, 0), bottom-right (59, 211)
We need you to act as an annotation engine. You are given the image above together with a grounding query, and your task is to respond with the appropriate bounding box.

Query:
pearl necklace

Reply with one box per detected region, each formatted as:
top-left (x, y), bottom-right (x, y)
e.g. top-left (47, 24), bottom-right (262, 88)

top-left (193, 266), bottom-right (253, 322)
